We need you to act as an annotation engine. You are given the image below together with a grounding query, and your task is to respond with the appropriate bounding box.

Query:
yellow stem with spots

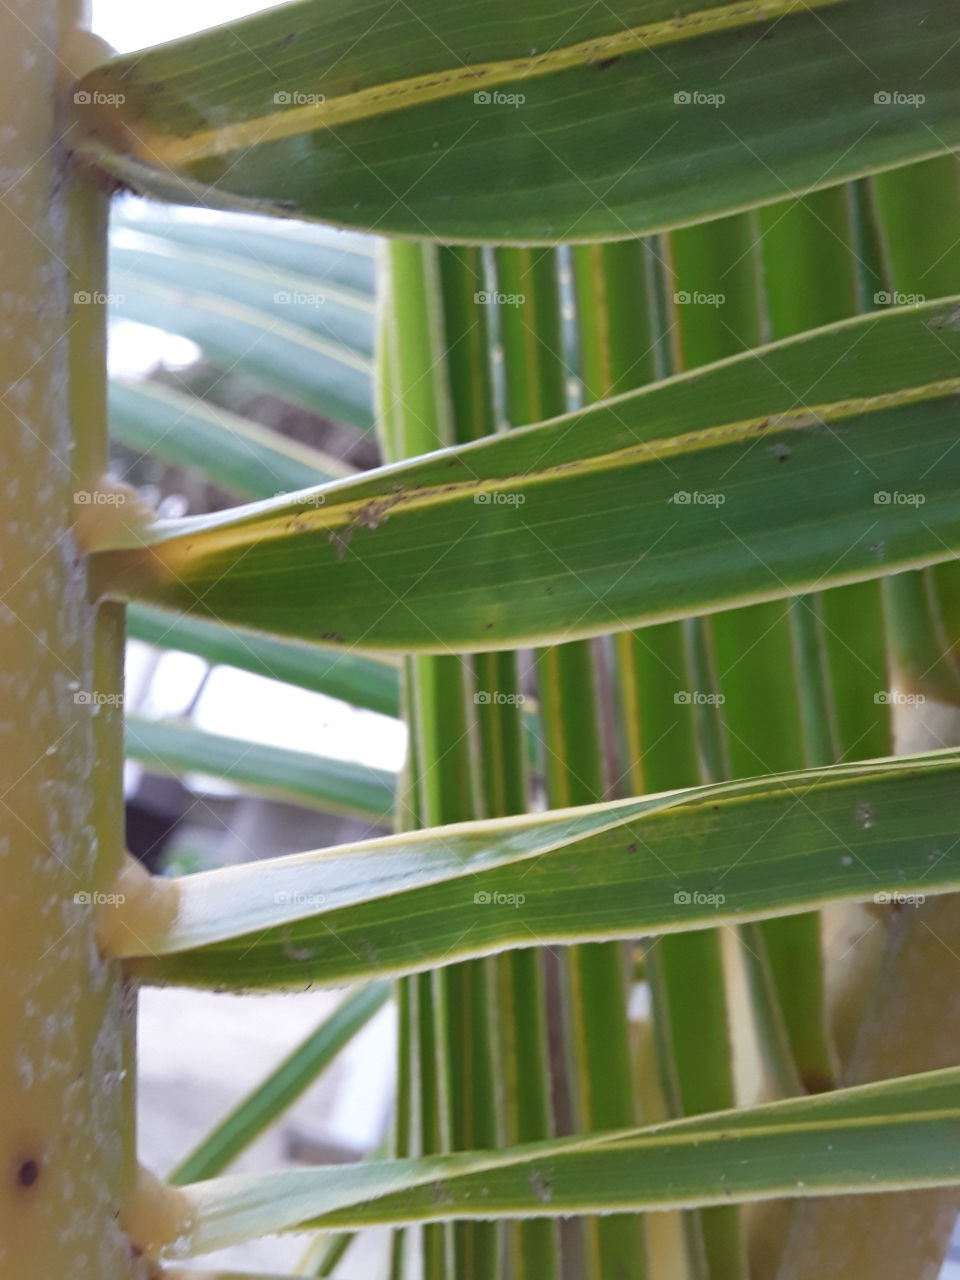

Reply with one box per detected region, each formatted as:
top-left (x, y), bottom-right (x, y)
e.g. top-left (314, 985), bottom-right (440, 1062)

top-left (0, 5), bottom-right (140, 1276)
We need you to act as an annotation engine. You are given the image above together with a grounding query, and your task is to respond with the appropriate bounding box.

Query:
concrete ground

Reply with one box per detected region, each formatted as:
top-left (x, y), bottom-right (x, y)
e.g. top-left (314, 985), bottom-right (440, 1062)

top-left (138, 985), bottom-right (395, 1274)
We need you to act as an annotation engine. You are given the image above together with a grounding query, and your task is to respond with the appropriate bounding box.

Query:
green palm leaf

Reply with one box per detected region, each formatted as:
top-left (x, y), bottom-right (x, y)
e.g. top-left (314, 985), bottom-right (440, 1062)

top-left (92, 301), bottom-right (960, 653)
top-left (74, 0), bottom-right (960, 242)
top-left (110, 750), bottom-right (959, 988)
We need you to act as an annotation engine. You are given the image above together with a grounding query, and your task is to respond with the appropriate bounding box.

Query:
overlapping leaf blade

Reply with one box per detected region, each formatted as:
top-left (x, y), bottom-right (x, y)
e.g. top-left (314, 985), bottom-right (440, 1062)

top-left (107, 272), bottom-right (374, 428)
top-left (111, 235), bottom-right (374, 355)
top-left (112, 750), bottom-right (960, 989)
top-left (112, 203), bottom-right (377, 296)
top-left (73, 0), bottom-right (960, 242)
top-left (109, 380), bottom-right (349, 500)
top-left (138, 1067), bottom-right (960, 1257)
top-left (126, 716), bottom-right (395, 822)
top-left (126, 606), bottom-right (400, 717)
top-left (92, 301), bottom-right (960, 653)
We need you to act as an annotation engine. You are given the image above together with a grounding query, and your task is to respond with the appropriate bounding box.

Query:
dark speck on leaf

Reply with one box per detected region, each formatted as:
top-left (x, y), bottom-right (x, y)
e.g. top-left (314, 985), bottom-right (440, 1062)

top-left (930, 305), bottom-right (960, 331)
top-left (17, 1159), bottom-right (39, 1189)
top-left (770, 442), bottom-right (791, 462)
top-left (627, 841), bottom-right (637, 853)
top-left (596, 56), bottom-right (620, 71)
top-left (329, 528), bottom-right (354, 560)
top-left (94, 171), bottom-right (138, 199)
top-left (357, 495), bottom-right (402, 530)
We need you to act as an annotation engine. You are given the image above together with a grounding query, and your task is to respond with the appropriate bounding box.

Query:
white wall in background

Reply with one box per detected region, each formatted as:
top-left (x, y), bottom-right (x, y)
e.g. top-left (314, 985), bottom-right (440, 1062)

top-left (93, 0), bottom-right (291, 54)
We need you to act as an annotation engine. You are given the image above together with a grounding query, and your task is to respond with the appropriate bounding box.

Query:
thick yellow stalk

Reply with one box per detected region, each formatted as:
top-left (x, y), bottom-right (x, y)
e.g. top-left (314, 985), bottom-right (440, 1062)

top-left (774, 704), bottom-right (960, 1280)
top-left (775, 896), bottom-right (960, 1280)
top-left (0, 6), bottom-right (140, 1276)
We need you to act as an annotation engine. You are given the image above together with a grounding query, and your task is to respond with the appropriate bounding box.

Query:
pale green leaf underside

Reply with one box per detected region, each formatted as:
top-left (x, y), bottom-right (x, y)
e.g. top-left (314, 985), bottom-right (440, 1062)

top-left (112, 230), bottom-right (376, 343)
top-left (118, 750), bottom-right (960, 989)
top-left (92, 301), bottom-right (960, 654)
top-left (126, 716), bottom-right (395, 823)
top-left (73, 0), bottom-right (960, 242)
top-left (126, 606), bottom-right (400, 718)
top-left (110, 380), bottom-right (349, 501)
top-left (111, 236), bottom-right (374, 355)
top-left (111, 203), bottom-right (377, 296)
top-left (107, 272), bottom-right (374, 429)
top-left (146, 1066), bottom-right (960, 1257)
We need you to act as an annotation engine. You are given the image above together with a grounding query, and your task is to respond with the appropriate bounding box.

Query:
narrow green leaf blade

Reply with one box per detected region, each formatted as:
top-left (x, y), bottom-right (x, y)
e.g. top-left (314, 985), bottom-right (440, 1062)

top-left (93, 301), bottom-right (960, 654)
top-left (126, 715), bottom-right (395, 823)
top-left (116, 750), bottom-right (960, 989)
top-left (111, 236), bottom-right (375, 356)
top-left (109, 274), bottom-right (374, 428)
top-left (142, 1067), bottom-right (960, 1257)
top-left (110, 380), bottom-right (348, 501)
top-left (73, 0), bottom-right (960, 243)
top-left (126, 606), bottom-right (400, 719)
top-left (112, 203), bottom-right (377, 297)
